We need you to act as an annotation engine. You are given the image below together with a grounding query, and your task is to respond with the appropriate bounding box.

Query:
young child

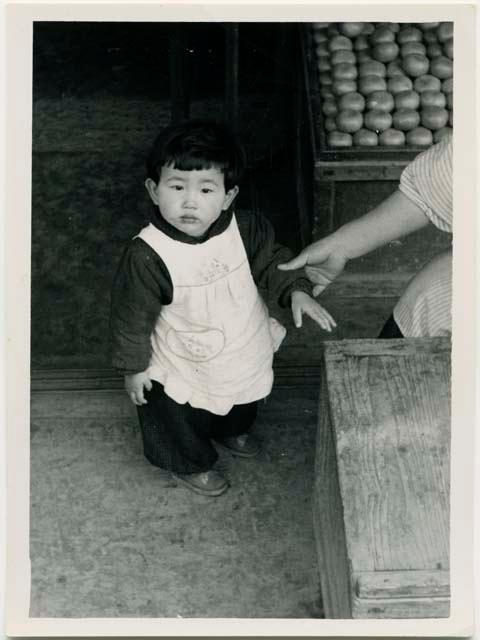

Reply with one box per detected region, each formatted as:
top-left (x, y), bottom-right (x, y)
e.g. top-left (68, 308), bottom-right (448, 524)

top-left (110, 119), bottom-right (335, 497)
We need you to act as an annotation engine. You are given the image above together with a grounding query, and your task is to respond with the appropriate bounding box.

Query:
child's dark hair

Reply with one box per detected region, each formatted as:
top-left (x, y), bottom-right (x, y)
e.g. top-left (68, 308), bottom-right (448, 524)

top-left (146, 119), bottom-right (246, 191)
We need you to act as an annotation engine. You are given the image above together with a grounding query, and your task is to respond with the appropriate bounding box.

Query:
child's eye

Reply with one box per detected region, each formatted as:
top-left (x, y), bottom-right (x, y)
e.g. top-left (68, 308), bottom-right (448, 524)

top-left (171, 185), bottom-right (183, 191)
top-left (201, 188), bottom-right (214, 194)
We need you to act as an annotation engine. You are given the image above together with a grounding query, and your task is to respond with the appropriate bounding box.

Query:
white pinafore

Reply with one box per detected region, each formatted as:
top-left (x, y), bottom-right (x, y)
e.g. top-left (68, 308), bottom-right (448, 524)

top-left (136, 215), bottom-right (286, 415)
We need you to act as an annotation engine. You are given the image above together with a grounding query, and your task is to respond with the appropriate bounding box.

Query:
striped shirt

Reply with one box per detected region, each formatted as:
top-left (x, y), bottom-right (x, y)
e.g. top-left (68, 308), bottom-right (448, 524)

top-left (393, 135), bottom-right (453, 337)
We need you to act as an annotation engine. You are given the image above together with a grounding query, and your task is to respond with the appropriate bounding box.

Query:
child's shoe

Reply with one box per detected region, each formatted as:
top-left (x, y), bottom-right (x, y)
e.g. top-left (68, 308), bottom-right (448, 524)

top-left (171, 470), bottom-right (228, 496)
top-left (214, 433), bottom-right (261, 458)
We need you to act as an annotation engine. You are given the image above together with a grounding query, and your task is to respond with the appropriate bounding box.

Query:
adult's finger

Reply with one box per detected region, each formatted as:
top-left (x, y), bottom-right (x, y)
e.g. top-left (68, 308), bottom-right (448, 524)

top-left (145, 377), bottom-right (153, 392)
top-left (292, 304), bottom-right (303, 328)
top-left (277, 250), bottom-right (309, 271)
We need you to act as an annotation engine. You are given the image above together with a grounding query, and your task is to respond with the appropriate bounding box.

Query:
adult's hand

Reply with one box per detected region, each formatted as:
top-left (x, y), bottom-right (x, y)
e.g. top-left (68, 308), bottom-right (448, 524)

top-left (278, 237), bottom-right (349, 296)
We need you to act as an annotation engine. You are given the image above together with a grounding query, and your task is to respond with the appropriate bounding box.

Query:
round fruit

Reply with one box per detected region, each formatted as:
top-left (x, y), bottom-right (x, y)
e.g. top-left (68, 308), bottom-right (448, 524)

top-left (387, 75), bottom-right (413, 93)
top-left (336, 109), bottom-right (364, 133)
top-left (364, 109), bottom-right (393, 132)
top-left (317, 57), bottom-right (331, 72)
top-left (421, 106), bottom-right (449, 129)
top-left (320, 87), bottom-right (335, 99)
top-left (329, 35), bottom-right (354, 52)
top-left (353, 128), bottom-right (378, 146)
top-left (402, 54), bottom-right (430, 77)
top-left (400, 42), bottom-right (427, 57)
top-left (332, 62), bottom-right (358, 81)
top-left (413, 74), bottom-right (441, 92)
top-left (443, 38), bottom-right (453, 59)
top-left (397, 26), bottom-right (423, 44)
top-left (331, 50), bottom-right (356, 65)
top-left (433, 126), bottom-right (453, 143)
top-left (354, 35), bottom-right (370, 51)
top-left (448, 110), bottom-right (453, 127)
top-left (392, 108), bottom-right (421, 131)
top-left (358, 75), bottom-right (388, 95)
top-left (324, 116), bottom-right (337, 132)
top-left (423, 30), bottom-right (438, 44)
top-left (332, 79), bottom-right (357, 96)
top-left (338, 23), bottom-right (365, 38)
top-left (420, 90), bottom-right (446, 108)
top-left (327, 24), bottom-right (341, 37)
top-left (430, 56), bottom-right (453, 79)
top-left (366, 90), bottom-right (395, 112)
top-left (420, 22), bottom-right (439, 31)
top-left (427, 43), bottom-right (443, 58)
top-left (313, 30), bottom-right (328, 45)
top-left (322, 99), bottom-right (338, 117)
top-left (313, 22), bottom-right (329, 29)
top-left (361, 23), bottom-right (375, 35)
top-left (315, 42), bottom-right (329, 57)
top-left (379, 128), bottom-right (406, 146)
top-left (442, 78), bottom-right (453, 93)
top-left (446, 92), bottom-right (453, 109)
top-left (372, 42), bottom-right (400, 62)
top-left (339, 91), bottom-right (366, 111)
top-left (437, 22), bottom-right (453, 43)
top-left (356, 50), bottom-right (372, 63)
top-left (318, 72), bottom-right (333, 85)
top-left (395, 90), bottom-right (420, 110)
top-left (370, 26), bottom-right (396, 45)
top-left (406, 127), bottom-right (433, 146)
top-left (328, 131), bottom-right (353, 146)
top-left (359, 60), bottom-right (387, 78)
top-left (384, 22), bottom-right (400, 33)
top-left (386, 61), bottom-right (405, 78)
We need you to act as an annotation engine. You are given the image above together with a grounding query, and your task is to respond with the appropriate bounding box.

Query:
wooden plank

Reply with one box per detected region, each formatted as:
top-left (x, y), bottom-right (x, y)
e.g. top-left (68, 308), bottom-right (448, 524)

top-left (351, 594), bottom-right (450, 619)
top-left (355, 569), bottom-right (450, 599)
top-left (324, 339), bottom-right (450, 574)
top-left (316, 160), bottom-right (408, 182)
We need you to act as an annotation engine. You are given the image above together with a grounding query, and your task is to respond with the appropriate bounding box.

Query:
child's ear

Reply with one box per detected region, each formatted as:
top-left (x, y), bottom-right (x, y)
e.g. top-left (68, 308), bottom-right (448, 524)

top-left (222, 185), bottom-right (239, 210)
top-left (145, 178), bottom-right (159, 205)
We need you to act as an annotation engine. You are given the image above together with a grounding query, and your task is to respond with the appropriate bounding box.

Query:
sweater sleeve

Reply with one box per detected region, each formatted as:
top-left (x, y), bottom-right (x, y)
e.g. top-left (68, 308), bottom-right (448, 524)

top-left (236, 210), bottom-right (312, 307)
top-left (109, 238), bottom-right (173, 373)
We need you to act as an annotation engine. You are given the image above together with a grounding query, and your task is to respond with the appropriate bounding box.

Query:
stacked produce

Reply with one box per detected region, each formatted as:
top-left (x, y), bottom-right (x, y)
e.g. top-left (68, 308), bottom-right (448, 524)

top-left (313, 22), bottom-right (453, 147)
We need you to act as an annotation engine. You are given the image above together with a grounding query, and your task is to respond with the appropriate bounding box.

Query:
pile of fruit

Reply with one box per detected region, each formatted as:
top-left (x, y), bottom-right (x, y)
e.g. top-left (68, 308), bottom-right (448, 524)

top-left (313, 22), bottom-right (453, 148)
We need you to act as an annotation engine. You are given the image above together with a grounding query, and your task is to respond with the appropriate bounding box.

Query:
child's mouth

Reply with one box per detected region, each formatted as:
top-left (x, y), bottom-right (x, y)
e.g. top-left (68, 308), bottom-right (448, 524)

top-left (180, 216), bottom-right (199, 223)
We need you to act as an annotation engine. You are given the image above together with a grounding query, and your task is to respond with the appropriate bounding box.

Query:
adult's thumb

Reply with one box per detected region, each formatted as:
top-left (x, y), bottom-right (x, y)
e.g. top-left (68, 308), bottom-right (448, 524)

top-left (277, 251), bottom-right (308, 271)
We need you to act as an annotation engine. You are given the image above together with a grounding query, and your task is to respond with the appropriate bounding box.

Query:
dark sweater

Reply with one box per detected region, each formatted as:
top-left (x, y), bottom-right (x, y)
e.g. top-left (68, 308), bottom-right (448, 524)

top-left (110, 208), bottom-right (311, 373)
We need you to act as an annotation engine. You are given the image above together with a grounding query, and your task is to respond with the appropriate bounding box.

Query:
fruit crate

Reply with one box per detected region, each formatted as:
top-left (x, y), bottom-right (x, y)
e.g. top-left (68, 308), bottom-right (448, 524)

top-left (302, 21), bottom-right (453, 174)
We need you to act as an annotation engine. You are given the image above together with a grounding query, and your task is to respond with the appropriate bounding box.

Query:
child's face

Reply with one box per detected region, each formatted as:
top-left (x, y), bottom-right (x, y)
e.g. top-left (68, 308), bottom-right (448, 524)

top-left (145, 165), bottom-right (239, 238)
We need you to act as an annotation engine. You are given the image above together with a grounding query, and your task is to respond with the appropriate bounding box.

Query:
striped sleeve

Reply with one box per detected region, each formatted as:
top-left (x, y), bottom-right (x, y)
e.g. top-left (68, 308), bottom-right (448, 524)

top-left (399, 135), bottom-right (453, 233)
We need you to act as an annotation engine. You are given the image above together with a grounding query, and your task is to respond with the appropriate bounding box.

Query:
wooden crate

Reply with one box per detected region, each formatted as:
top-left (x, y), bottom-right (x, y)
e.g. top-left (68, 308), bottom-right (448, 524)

top-left (314, 338), bottom-right (451, 618)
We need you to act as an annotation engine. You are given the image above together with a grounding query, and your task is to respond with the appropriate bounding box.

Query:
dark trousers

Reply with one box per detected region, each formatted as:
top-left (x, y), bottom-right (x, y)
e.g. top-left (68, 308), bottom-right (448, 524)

top-left (136, 381), bottom-right (258, 474)
top-left (378, 314), bottom-right (404, 339)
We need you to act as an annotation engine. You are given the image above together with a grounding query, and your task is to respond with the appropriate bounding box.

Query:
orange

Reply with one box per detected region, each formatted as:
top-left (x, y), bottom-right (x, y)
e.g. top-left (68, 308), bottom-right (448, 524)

top-left (386, 61), bottom-right (405, 78)
top-left (359, 60), bottom-right (387, 78)
top-left (427, 44), bottom-right (443, 59)
top-left (430, 56), bottom-right (453, 79)
top-left (420, 91), bottom-right (446, 108)
top-left (361, 23), bottom-right (375, 35)
top-left (392, 108), bottom-right (421, 131)
top-left (331, 50), bottom-right (356, 65)
top-left (413, 74), bottom-right (441, 92)
top-left (358, 75), bottom-right (387, 95)
top-left (366, 90), bottom-right (395, 112)
top-left (324, 116), bottom-right (337, 132)
top-left (354, 35), bottom-right (369, 51)
top-left (327, 24), bottom-right (341, 37)
top-left (320, 87), bottom-right (334, 99)
top-left (400, 42), bottom-right (426, 57)
top-left (446, 92), bottom-right (453, 109)
top-left (402, 54), bottom-right (430, 77)
top-left (328, 131), bottom-right (353, 147)
top-left (372, 42), bottom-right (400, 63)
top-left (329, 35), bottom-right (353, 52)
top-left (364, 109), bottom-right (393, 132)
top-left (313, 22), bottom-right (329, 30)
top-left (318, 72), bottom-right (333, 85)
top-left (384, 22), bottom-right (400, 33)
top-left (338, 23), bottom-right (365, 38)
top-left (433, 126), bottom-right (453, 143)
top-left (448, 110), bottom-right (453, 127)
top-left (387, 75), bottom-right (413, 93)
top-left (357, 50), bottom-right (373, 63)
top-left (317, 57), bottom-right (331, 72)
top-left (442, 78), bottom-right (453, 93)
top-left (370, 26), bottom-right (396, 45)
top-left (420, 22), bottom-right (440, 31)
top-left (423, 30), bottom-right (438, 44)
top-left (322, 99), bottom-right (338, 117)
top-left (332, 62), bottom-right (358, 81)
top-left (420, 106), bottom-right (449, 129)
top-left (443, 39), bottom-right (453, 59)
top-left (315, 42), bottom-right (329, 57)
top-left (339, 91), bottom-right (366, 111)
top-left (394, 90), bottom-right (420, 110)
top-left (336, 109), bottom-right (364, 133)
top-left (397, 26), bottom-right (423, 44)
top-left (332, 79), bottom-right (357, 96)
top-left (406, 127), bottom-right (433, 146)
top-left (437, 22), bottom-right (453, 43)
top-left (379, 128), bottom-right (406, 146)
top-left (313, 30), bottom-right (328, 45)
top-left (353, 128), bottom-right (378, 146)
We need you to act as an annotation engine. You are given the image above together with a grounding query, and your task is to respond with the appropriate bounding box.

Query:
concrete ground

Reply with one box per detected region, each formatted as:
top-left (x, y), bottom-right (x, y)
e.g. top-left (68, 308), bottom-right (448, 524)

top-left (30, 385), bottom-right (324, 618)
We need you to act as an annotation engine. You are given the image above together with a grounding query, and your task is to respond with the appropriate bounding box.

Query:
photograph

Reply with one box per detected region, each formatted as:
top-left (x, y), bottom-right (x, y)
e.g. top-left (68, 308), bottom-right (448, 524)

top-left (4, 2), bottom-right (477, 636)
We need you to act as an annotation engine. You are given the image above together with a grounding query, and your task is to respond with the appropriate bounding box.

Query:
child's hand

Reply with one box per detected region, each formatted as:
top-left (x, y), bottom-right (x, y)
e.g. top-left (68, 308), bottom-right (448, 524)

top-left (125, 371), bottom-right (153, 406)
top-left (291, 291), bottom-right (337, 332)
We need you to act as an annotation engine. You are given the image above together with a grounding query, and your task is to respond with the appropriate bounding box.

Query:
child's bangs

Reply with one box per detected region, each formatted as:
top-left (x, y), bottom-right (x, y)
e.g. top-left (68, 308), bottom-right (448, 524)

top-left (168, 153), bottom-right (227, 175)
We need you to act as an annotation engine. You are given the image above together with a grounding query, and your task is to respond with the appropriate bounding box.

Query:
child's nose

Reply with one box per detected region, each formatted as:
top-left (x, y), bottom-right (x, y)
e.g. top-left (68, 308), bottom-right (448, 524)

top-left (183, 189), bottom-right (198, 207)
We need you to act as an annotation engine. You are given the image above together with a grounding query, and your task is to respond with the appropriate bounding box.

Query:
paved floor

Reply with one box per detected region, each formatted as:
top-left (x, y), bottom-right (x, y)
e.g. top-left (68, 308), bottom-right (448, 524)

top-left (30, 385), bottom-right (324, 618)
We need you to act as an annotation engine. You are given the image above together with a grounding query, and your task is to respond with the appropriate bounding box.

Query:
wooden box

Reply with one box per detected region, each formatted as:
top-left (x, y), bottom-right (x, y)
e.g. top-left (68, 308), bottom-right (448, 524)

top-left (314, 338), bottom-right (451, 618)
